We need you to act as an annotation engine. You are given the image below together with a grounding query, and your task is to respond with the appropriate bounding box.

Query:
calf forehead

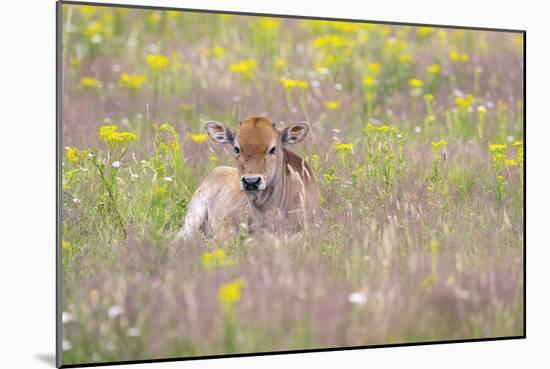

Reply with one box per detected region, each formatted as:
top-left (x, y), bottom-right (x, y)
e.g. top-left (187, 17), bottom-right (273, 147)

top-left (237, 117), bottom-right (278, 150)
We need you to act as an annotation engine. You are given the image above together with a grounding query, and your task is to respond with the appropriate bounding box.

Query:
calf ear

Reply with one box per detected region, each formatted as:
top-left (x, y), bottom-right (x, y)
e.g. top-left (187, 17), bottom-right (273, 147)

top-left (204, 121), bottom-right (234, 145)
top-left (281, 122), bottom-right (310, 145)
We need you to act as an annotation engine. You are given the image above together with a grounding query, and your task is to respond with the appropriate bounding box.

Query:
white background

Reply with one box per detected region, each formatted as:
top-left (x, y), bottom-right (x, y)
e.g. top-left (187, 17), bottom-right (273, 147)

top-left (0, 0), bottom-right (547, 368)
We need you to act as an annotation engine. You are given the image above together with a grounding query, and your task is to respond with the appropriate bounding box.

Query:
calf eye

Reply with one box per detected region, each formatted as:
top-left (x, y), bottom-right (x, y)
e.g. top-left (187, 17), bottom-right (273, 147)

top-left (234, 146), bottom-right (240, 155)
top-left (269, 146), bottom-right (276, 156)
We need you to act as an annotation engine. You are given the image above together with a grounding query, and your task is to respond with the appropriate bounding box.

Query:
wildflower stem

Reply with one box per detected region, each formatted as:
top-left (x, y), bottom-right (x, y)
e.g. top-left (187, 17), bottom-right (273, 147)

top-left (90, 155), bottom-right (127, 238)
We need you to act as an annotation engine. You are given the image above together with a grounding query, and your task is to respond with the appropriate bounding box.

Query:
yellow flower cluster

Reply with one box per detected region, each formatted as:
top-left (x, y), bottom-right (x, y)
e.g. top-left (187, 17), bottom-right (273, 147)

top-left (488, 143), bottom-right (507, 170)
top-left (209, 46), bottom-right (225, 58)
top-left (281, 79), bottom-right (309, 90)
top-left (119, 73), bottom-right (147, 90)
top-left (324, 100), bottom-right (341, 110)
top-left (312, 34), bottom-right (350, 49)
top-left (258, 18), bottom-right (281, 31)
top-left (99, 125), bottom-right (138, 147)
top-left (363, 76), bottom-right (377, 88)
top-left (363, 123), bottom-right (398, 135)
top-left (146, 54), bottom-right (169, 70)
top-left (449, 50), bottom-right (469, 63)
top-left (229, 59), bottom-right (257, 80)
top-left (83, 21), bottom-right (102, 37)
top-left (367, 62), bottom-right (381, 75)
top-left (512, 140), bottom-right (524, 163)
top-left (80, 76), bottom-right (101, 89)
top-left (202, 249), bottom-right (235, 269)
top-left (488, 143), bottom-right (506, 153)
top-left (426, 63), bottom-right (441, 74)
top-left (62, 240), bottom-right (71, 251)
top-left (66, 147), bottom-right (80, 163)
top-left (409, 78), bottom-right (424, 89)
top-left (187, 133), bottom-right (208, 143)
top-left (334, 141), bottom-right (354, 155)
top-left (218, 278), bottom-right (244, 306)
top-left (431, 139), bottom-right (448, 150)
top-left (454, 94), bottom-right (475, 111)
top-left (417, 27), bottom-right (435, 38)
top-left (505, 159), bottom-right (518, 167)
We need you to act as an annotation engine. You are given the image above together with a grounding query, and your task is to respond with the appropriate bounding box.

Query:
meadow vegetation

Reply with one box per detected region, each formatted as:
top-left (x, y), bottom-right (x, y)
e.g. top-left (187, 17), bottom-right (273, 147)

top-left (60, 4), bottom-right (524, 365)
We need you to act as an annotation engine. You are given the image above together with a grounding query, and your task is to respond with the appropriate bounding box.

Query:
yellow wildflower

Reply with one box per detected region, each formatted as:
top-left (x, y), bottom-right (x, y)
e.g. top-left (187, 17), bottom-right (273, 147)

top-left (488, 143), bottom-right (506, 153)
top-left (312, 34), bottom-right (350, 49)
top-left (431, 139), bottom-right (448, 150)
top-left (80, 76), bottom-right (101, 89)
top-left (202, 248), bottom-right (235, 269)
top-left (187, 133), bottom-right (208, 143)
top-left (79, 5), bottom-right (97, 17)
top-left (229, 59), bottom-right (257, 80)
top-left (66, 147), bottom-right (80, 163)
top-left (363, 76), bottom-right (377, 88)
top-left (119, 73), bottom-right (147, 90)
top-left (426, 63), bottom-right (441, 74)
top-left (281, 79), bottom-right (309, 90)
top-left (99, 125), bottom-right (138, 147)
top-left (417, 27), bottom-right (435, 38)
top-left (496, 175), bottom-right (505, 182)
top-left (363, 123), bottom-right (398, 135)
top-left (324, 100), bottom-right (341, 110)
top-left (146, 12), bottom-right (161, 25)
top-left (62, 240), bottom-right (70, 251)
top-left (146, 54), bottom-right (169, 70)
top-left (449, 50), bottom-right (469, 63)
top-left (505, 159), bottom-right (518, 167)
top-left (210, 46), bottom-right (225, 58)
top-left (512, 140), bottom-right (523, 149)
top-left (258, 18), bottom-right (281, 30)
top-left (367, 62), bottom-right (381, 75)
top-left (218, 278), bottom-right (244, 306)
top-left (334, 141), bottom-right (354, 155)
top-left (454, 95), bottom-right (475, 111)
top-left (409, 78), bottom-right (424, 89)
top-left (83, 21), bottom-right (102, 37)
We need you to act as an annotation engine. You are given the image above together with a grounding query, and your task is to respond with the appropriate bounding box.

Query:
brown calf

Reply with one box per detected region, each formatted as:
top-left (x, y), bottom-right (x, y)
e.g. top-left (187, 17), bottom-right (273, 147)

top-left (176, 116), bottom-right (320, 241)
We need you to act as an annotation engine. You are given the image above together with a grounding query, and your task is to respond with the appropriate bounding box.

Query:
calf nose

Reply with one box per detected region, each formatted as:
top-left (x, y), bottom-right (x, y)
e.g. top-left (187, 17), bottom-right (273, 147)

top-left (241, 175), bottom-right (261, 186)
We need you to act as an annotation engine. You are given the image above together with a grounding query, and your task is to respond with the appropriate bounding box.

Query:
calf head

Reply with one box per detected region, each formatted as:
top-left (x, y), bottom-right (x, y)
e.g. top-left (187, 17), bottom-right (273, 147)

top-left (205, 116), bottom-right (310, 194)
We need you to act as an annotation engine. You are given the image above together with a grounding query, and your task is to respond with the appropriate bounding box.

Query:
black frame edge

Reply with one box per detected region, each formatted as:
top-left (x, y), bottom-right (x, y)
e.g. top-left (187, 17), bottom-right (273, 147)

top-left (60, 335), bottom-right (525, 368)
top-left (58, 0), bottom-right (525, 33)
top-left (56, 0), bottom-right (63, 367)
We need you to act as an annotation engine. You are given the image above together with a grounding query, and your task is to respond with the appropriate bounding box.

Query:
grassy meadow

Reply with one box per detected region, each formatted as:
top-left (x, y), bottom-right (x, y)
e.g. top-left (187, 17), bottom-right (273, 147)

top-left (60, 4), bottom-right (524, 365)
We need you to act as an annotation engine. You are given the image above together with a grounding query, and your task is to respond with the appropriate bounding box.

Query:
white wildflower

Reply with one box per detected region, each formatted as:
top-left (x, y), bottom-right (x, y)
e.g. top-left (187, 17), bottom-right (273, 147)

top-left (62, 311), bottom-right (75, 324)
top-left (348, 292), bottom-right (367, 306)
top-left (62, 340), bottom-right (72, 351)
top-left (107, 305), bottom-right (125, 319)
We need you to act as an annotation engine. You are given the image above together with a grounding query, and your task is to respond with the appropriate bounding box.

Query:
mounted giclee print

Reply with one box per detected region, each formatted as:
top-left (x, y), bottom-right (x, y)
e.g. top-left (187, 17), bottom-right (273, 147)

top-left (57, 0), bottom-right (525, 367)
